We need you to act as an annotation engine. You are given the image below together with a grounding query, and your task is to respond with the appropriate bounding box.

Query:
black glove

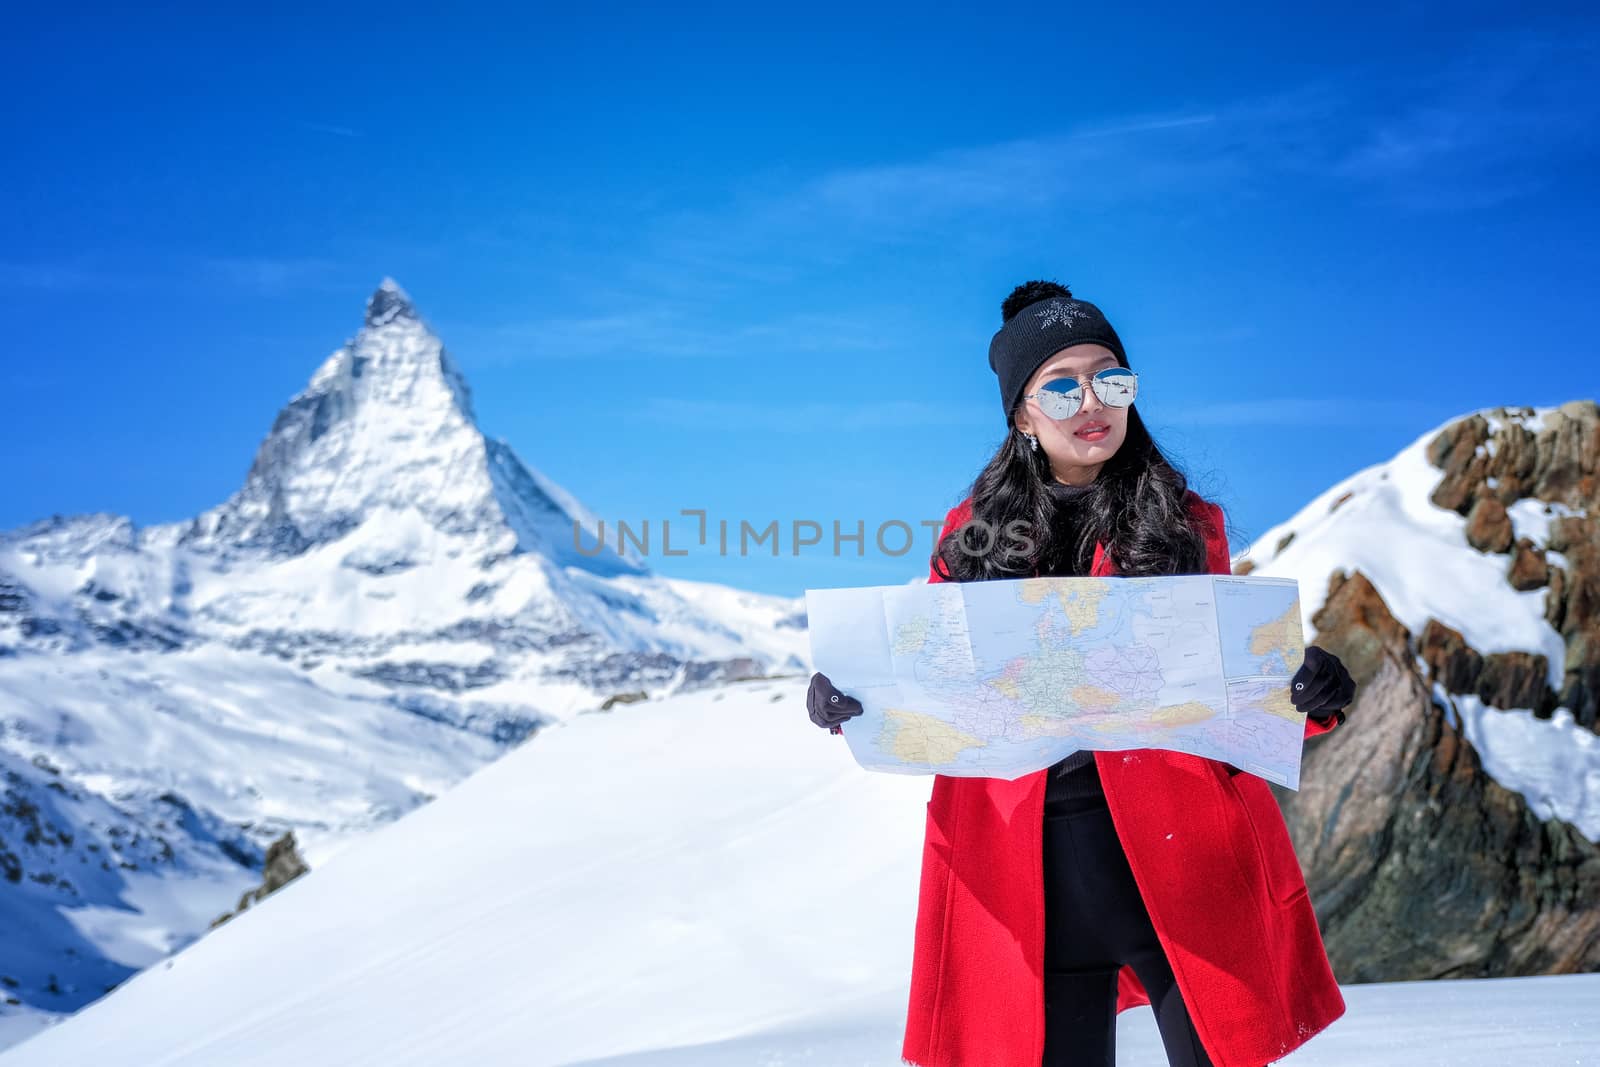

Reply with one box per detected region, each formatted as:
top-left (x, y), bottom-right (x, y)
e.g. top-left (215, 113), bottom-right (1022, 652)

top-left (807, 672), bottom-right (864, 734)
top-left (1290, 645), bottom-right (1355, 725)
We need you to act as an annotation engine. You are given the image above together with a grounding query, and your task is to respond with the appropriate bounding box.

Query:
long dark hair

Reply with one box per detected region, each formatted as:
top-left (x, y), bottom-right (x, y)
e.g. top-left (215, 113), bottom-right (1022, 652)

top-left (933, 281), bottom-right (1211, 583)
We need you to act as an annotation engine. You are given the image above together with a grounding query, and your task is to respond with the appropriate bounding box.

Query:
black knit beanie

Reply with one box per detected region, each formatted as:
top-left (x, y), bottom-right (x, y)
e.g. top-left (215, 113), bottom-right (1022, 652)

top-left (988, 281), bottom-right (1129, 425)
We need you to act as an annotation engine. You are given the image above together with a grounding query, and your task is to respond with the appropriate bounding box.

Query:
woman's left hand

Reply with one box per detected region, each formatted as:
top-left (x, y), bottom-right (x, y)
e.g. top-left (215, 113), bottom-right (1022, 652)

top-left (1290, 645), bottom-right (1355, 724)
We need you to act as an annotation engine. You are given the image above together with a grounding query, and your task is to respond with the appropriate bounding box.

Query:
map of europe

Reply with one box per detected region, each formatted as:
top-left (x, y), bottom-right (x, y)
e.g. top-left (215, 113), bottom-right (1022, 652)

top-left (805, 574), bottom-right (1311, 788)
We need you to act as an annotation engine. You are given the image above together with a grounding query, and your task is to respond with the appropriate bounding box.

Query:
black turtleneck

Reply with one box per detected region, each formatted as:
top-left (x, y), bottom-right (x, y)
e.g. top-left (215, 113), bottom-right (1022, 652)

top-left (1041, 479), bottom-right (1095, 569)
top-left (1044, 479), bottom-right (1096, 501)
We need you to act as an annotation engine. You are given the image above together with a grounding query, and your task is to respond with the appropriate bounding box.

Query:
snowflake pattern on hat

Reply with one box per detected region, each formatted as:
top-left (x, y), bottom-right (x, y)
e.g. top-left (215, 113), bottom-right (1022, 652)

top-left (1033, 298), bottom-right (1093, 330)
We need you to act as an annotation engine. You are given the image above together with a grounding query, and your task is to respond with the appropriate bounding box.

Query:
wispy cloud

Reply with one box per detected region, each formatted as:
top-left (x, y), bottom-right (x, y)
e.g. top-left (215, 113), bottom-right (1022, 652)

top-left (1146, 396), bottom-right (1430, 427)
top-left (0, 254), bottom-right (350, 297)
top-left (199, 255), bottom-right (346, 295)
top-left (13, 24), bottom-right (1590, 349)
top-left (465, 105), bottom-right (1253, 357)
top-left (457, 307), bottom-right (907, 362)
top-left (1325, 29), bottom-right (1598, 210)
top-left (294, 120), bottom-right (363, 138)
top-left (644, 394), bottom-right (1428, 433)
top-left (0, 260), bottom-right (110, 290)
top-left (475, 27), bottom-right (1593, 362)
top-left (639, 397), bottom-right (991, 433)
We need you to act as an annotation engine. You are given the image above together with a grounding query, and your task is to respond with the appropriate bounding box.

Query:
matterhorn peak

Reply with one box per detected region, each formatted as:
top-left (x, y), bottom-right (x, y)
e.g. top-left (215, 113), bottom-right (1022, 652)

top-left (365, 277), bottom-right (419, 328)
top-left (172, 282), bottom-right (643, 577)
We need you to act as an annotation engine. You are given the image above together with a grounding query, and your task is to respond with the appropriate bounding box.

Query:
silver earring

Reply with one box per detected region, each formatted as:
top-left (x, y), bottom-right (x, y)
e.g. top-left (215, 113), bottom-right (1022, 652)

top-left (1023, 432), bottom-right (1039, 452)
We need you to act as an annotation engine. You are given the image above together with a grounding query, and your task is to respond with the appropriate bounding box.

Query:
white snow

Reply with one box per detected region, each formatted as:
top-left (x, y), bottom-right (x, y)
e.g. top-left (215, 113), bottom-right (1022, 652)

top-left (658, 573), bottom-right (809, 666)
top-left (1506, 497), bottom-right (1583, 550)
top-left (0, 646), bottom-right (505, 865)
top-left (0, 679), bottom-right (1594, 1067)
top-left (1434, 683), bottom-right (1600, 839)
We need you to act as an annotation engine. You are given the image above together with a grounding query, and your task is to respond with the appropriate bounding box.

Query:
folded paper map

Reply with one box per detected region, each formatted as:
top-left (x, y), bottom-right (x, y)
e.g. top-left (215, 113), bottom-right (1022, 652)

top-left (804, 574), bottom-right (1310, 788)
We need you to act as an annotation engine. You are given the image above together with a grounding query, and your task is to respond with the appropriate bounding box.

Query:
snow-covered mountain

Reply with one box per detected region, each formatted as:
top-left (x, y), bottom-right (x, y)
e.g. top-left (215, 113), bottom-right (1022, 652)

top-left (1233, 401), bottom-right (1598, 833)
top-left (0, 281), bottom-right (806, 1041)
top-left (1231, 400), bottom-right (1600, 980)
top-left (0, 677), bottom-right (1594, 1065)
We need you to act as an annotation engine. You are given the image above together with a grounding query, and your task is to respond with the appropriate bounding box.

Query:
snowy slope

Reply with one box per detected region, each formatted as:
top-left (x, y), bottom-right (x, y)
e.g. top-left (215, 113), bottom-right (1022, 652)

top-left (0, 281), bottom-right (806, 1039)
top-left (1230, 407), bottom-right (1571, 687)
top-left (1, 678), bottom-right (1594, 1067)
top-left (1233, 403), bottom-right (1600, 839)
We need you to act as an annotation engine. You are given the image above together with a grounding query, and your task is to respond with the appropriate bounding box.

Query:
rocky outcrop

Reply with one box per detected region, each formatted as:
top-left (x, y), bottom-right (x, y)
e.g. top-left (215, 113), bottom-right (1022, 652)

top-left (1465, 496), bottom-right (1513, 553)
top-left (209, 832), bottom-right (310, 929)
top-left (1426, 401), bottom-right (1600, 510)
top-left (1548, 513), bottom-right (1600, 725)
top-left (597, 690), bottom-right (648, 711)
top-left (1417, 618), bottom-right (1484, 693)
top-left (1478, 650), bottom-right (1554, 712)
top-left (1418, 616), bottom-right (1556, 715)
top-left (1425, 401), bottom-right (1600, 730)
top-left (1296, 570), bottom-right (1410, 683)
top-left (1277, 568), bottom-right (1600, 979)
top-left (1507, 537), bottom-right (1550, 590)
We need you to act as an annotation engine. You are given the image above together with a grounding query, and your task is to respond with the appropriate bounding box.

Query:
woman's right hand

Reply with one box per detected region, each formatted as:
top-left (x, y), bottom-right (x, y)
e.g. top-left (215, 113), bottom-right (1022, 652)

top-left (807, 671), bottom-right (864, 734)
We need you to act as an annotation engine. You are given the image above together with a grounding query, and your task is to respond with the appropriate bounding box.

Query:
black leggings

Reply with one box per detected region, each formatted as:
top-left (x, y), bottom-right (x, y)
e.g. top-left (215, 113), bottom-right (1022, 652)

top-left (1040, 765), bottom-right (1214, 1067)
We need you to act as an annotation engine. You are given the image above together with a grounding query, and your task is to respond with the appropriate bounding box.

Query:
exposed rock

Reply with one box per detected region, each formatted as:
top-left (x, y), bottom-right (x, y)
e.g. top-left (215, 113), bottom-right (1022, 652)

top-left (1278, 571), bottom-right (1600, 980)
top-left (1547, 564), bottom-right (1569, 631)
top-left (1506, 537), bottom-right (1550, 590)
top-left (1427, 413), bottom-right (1489, 512)
top-left (1478, 651), bottom-right (1556, 715)
top-left (365, 277), bottom-right (418, 327)
top-left (1424, 402), bottom-right (1600, 732)
top-left (1548, 514), bottom-right (1597, 553)
top-left (545, 649), bottom-right (682, 691)
top-left (1535, 403), bottom-right (1600, 502)
top-left (1418, 619), bottom-right (1482, 694)
top-left (1561, 630), bottom-right (1600, 732)
top-left (1548, 516), bottom-right (1600, 636)
top-left (1427, 403), bottom-right (1598, 516)
top-left (210, 831), bottom-right (309, 929)
top-left (1303, 570), bottom-right (1412, 682)
top-left (0, 574), bottom-right (33, 613)
top-left (1430, 465), bottom-right (1482, 513)
top-left (1417, 614), bottom-right (1558, 717)
top-left (1492, 474), bottom-right (1526, 504)
top-left (677, 656), bottom-right (767, 691)
top-left (1425, 412), bottom-right (1487, 472)
top-left (1544, 517), bottom-right (1600, 729)
top-left (1465, 495), bottom-right (1513, 553)
top-left (353, 659), bottom-right (506, 692)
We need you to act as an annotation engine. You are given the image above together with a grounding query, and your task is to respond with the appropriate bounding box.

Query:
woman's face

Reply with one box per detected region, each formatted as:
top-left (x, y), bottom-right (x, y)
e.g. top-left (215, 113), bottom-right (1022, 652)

top-left (1013, 344), bottom-right (1130, 486)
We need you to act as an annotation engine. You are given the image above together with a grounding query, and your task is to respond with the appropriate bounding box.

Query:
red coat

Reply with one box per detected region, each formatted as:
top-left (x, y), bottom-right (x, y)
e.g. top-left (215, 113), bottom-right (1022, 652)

top-left (900, 490), bottom-right (1345, 1067)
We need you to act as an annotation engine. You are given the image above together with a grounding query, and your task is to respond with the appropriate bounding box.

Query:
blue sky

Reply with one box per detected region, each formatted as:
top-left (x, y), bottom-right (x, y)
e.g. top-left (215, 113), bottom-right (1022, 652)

top-left (2, 6), bottom-right (1596, 596)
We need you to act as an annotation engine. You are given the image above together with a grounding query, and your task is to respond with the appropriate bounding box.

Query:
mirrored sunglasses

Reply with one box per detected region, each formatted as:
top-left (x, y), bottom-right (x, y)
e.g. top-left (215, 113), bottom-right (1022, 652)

top-left (1022, 367), bottom-right (1139, 421)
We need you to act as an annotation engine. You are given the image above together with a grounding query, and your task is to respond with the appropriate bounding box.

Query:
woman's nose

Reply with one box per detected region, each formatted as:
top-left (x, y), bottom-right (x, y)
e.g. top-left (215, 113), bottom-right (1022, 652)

top-left (1077, 379), bottom-right (1105, 415)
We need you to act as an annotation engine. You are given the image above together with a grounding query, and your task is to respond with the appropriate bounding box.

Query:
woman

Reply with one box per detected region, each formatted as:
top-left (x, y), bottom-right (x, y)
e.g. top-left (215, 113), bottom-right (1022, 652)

top-left (806, 280), bottom-right (1355, 1067)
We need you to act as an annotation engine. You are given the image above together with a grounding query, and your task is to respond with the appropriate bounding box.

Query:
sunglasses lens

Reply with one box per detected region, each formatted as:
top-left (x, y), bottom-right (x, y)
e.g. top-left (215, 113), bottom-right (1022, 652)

top-left (1036, 379), bottom-right (1081, 419)
top-left (1092, 368), bottom-right (1137, 407)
